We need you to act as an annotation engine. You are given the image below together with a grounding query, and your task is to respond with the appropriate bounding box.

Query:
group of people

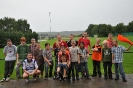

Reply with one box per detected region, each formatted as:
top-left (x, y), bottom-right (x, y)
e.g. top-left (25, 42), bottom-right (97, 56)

top-left (1, 32), bottom-right (133, 83)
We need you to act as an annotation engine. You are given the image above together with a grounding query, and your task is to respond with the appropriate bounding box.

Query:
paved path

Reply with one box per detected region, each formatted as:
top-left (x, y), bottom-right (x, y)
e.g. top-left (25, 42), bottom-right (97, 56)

top-left (0, 74), bottom-right (133, 88)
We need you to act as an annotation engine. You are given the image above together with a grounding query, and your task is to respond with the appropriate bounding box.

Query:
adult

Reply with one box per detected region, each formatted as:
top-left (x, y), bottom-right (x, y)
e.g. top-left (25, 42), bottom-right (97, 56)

top-left (53, 34), bottom-right (68, 49)
top-left (107, 33), bottom-right (113, 48)
top-left (1, 39), bottom-right (17, 82)
top-left (29, 38), bottom-right (37, 56)
top-left (66, 34), bottom-right (78, 47)
top-left (78, 32), bottom-right (91, 52)
top-left (16, 37), bottom-right (30, 79)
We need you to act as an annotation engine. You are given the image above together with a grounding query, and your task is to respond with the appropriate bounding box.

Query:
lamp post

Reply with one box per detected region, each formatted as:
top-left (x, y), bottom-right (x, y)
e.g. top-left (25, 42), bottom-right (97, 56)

top-left (49, 12), bottom-right (51, 37)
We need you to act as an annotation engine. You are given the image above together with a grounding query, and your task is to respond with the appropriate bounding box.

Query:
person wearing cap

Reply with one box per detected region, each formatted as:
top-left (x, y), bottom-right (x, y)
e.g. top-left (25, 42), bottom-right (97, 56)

top-left (16, 37), bottom-right (30, 79)
top-left (1, 39), bottom-right (17, 82)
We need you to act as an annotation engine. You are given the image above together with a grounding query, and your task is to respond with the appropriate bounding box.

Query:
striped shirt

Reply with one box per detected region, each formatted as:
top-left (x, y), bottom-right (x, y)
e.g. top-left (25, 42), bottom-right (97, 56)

top-left (111, 45), bottom-right (126, 63)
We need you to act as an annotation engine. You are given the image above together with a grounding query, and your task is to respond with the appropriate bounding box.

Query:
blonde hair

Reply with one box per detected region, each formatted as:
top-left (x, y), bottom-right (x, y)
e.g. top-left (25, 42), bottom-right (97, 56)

top-left (102, 40), bottom-right (108, 44)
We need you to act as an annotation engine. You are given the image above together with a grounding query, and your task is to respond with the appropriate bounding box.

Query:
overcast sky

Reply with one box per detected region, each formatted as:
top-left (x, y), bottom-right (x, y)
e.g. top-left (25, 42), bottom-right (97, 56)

top-left (0, 0), bottom-right (133, 32)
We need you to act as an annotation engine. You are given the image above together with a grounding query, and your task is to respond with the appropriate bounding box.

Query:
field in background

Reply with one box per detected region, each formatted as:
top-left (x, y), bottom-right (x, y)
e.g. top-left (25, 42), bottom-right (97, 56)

top-left (0, 36), bottom-right (133, 79)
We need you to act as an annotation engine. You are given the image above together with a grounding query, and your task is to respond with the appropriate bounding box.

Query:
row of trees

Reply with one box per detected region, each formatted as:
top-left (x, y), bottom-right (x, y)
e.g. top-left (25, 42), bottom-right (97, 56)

top-left (0, 17), bottom-right (38, 48)
top-left (85, 21), bottom-right (133, 37)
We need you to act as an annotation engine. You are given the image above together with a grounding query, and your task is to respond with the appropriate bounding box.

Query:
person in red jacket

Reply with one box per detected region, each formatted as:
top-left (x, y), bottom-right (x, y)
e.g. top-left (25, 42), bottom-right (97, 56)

top-left (78, 32), bottom-right (91, 53)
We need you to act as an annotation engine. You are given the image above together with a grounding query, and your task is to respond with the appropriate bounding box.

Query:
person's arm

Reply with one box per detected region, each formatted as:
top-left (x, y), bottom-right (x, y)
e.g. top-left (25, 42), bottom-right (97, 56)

top-left (31, 61), bottom-right (38, 74)
top-left (91, 45), bottom-right (97, 51)
top-left (111, 48), bottom-right (114, 63)
top-left (102, 49), bottom-right (104, 61)
top-left (126, 44), bottom-right (133, 51)
top-left (23, 61), bottom-right (30, 74)
top-left (16, 46), bottom-right (20, 64)
top-left (43, 50), bottom-right (51, 65)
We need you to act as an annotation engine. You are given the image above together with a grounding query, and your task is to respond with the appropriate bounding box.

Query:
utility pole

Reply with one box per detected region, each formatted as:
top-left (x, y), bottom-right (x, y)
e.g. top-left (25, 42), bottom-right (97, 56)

top-left (49, 12), bottom-right (51, 37)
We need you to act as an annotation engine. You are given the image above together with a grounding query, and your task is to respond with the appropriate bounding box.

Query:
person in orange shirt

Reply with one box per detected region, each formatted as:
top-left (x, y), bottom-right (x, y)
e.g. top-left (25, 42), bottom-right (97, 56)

top-left (91, 38), bottom-right (102, 77)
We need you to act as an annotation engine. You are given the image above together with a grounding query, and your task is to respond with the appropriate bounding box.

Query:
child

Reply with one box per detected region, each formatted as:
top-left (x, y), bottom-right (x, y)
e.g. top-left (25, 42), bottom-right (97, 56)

top-left (58, 44), bottom-right (70, 82)
top-left (53, 42), bottom-right (60, 79)
top-left (43, 43), bottom-right (53, 79)
top-left (23, 53), bottom-right (41, 82)
top-left (91, 38), bottom-right (102, 77)
top-left (69, 40), bottom-right (80, 81)
top-left (57, 53), bottom-right (70, 82)
top-left (79, 42), bottom-right (90, 79)
top-left (33, 42), bottom-right (44, 78)
top-left (1, 39), bottom-right (17, 82)
top-left (112, 40), bottom-right (133, 82)
top-left (102, 40), bottom-right (113, 80)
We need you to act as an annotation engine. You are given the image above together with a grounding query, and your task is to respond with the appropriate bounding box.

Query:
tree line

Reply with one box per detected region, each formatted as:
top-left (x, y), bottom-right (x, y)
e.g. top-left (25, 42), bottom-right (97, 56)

top-left (0, 17), bottom-right (38, 48)
top-left (85, 21), bottom-right (133, 37)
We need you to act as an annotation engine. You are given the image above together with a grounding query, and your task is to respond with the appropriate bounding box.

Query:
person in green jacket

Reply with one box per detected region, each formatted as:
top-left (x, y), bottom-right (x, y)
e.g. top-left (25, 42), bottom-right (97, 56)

top-left (16, 37), bottom-right (30, 79)
top-left (102, 40), bottom-right (113, 80)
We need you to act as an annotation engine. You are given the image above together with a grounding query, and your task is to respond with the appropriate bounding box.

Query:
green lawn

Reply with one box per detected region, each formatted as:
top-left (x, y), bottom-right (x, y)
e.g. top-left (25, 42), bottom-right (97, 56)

top-left (0, 36), bottom-right (133, 79)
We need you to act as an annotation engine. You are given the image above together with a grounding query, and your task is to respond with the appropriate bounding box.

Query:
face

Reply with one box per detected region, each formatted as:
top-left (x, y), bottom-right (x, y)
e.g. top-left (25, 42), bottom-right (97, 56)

top-left (27, 54), bottom-right (32, 60)
top-left (113, 40), bottom-right (117, 46)
top-left (71, 42), bottom-right (75, 46)
top-left (80, 43), bottom-right (84, 48)
top-left (61, 46), bottom-right (65, 51)
top-left (31, 39), bottom-right (36, 44)
top-left (57, 35), bottom-right (62, 41)
top-left (103, 42), bottom-right (108, 47)
top-left (83, 32), bottom-right (88, 37)
top-left (61, 56), bottom-right (66, 62)
top-left (96, 39), bottom-right (101, 44)
top-left (108, 34), bottom-right (113, 39)
top-left (70, 35), bottom-right (73, 40)
top-left (7, 41), bottom-right (12, 46)
top-left (37, 44), bottom-right (41, 49)
top-left (21, 41), bottom-right (26, 45)
top-left (46, 44), bottom-right (50, 49)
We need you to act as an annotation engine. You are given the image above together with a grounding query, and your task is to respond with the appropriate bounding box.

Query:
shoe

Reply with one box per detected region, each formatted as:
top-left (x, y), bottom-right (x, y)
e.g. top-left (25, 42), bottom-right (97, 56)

top-left (109, 77), bottom-right (113, 80)
top-left (17, 76), bottom-right (22, 79)
top-left (72, 78), bottom-right (75, 81)
top-left (123, 79), bottom-right (127, 82)
top-left (0, 78), bottom-right (6, 82)
top-left (33, 78), bottom-right (37, 81)
top-left (61, 79), bottom-right (64, 83)
top-left (76, 77), bottom-right (79, 81)
top-left (104, 77), bottom-right (108, 80)
top-left (114, 77), bottom-right (119, 80)
top-left (26, 79), bottom-right (29, 83)
top-left (5, 77), bottom-right (10, 82)
top-left (91, 74), bottom-right (97, 77)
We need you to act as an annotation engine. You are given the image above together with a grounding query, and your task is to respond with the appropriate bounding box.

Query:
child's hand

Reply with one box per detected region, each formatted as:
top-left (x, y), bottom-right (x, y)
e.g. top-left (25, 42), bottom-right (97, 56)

top-left (78, 61), bottom-right (80, 64)
top-left (86, 54), bottom-right (89, 58)
top-left (112, 60), bottom-right (114, 64)
top-left (48, 62), bottom-right (52, 66)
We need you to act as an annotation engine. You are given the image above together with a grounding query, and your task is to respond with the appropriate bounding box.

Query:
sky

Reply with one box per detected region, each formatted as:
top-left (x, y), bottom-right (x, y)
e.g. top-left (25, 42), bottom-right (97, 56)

top-left (0, 0), bottom-right (133, 32)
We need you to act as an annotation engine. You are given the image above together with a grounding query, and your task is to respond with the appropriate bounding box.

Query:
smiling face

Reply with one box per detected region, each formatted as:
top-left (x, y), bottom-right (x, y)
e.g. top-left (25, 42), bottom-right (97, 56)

top-left (113, 40), bottom-right (118, 46)
top-left (108, 33), bottom-right (113, 40)
top-left (31, 38), bottom-right (36, 44)
top-left (83, 32), bottom-right (88, 38)
top-left (7, 40), bottom-right (12, 46)
top-left (27, 53), bottom-right (32, 61)
top-left (69, 34), bottom-right (74, 40)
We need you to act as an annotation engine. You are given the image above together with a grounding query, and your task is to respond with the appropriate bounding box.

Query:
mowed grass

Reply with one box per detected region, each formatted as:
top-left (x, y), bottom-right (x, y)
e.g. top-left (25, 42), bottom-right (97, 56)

top-left (0, 36), bottom-right (133, 79)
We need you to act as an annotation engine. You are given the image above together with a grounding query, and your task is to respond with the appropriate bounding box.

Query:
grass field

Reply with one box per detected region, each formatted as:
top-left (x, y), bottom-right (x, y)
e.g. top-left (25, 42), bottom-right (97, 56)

top-left (0, 36), bottom-right (133, 79)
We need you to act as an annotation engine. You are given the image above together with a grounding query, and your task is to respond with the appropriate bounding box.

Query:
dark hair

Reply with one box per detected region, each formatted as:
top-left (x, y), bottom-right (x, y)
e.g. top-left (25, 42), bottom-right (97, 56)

top-left (45, 42), bottom-right (50, 47)
top-left (79, 42), bottom-right (85, 49)
top-left (27, 53), bottom-right (32, 56)
top-left (7, 39), bottom-right (12, 42)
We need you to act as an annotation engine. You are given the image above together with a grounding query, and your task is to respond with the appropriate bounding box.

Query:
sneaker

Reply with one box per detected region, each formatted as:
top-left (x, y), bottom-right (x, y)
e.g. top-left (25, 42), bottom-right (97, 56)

top-left (33, 78), bottom-right (37, 81)
top-left (109, 77), bottom-right (113, 80)
top-left (5, 77), bottom-right (10, 82)
top-left (104, 77), bottom-right (108, 80)
top-left (0, 78), bottom-right (6, 82)
top-left (26, 79), bottom-right (29, 83)
top-left (114, 77), bottom-right (119, 80)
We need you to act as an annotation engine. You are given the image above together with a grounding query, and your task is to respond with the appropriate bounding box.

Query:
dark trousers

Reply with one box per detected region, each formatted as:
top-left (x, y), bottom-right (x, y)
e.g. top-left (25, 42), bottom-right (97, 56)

top-left (80, 62), bottom-right (90, 77)
top-left (45, 61), bottom-right (53, 77)
top-left (92, 60), bottom-right (101, 76)
top-left (103, 61), bottom-right (112, 78)
top-left (68, 62), bottom-right (79, 79)
top-left (4, 61), bottom-right (15, 78)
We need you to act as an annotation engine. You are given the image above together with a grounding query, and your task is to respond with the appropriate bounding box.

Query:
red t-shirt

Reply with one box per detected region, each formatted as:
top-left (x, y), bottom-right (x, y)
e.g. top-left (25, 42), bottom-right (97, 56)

top-left (107, 39), bottom-right (113, 48)
top-left (58, 50), bottom-right (70, 62)
top-left (78, 37), bottom-right (91, 49)
top-left (53, 40), bottom-right (68, 49)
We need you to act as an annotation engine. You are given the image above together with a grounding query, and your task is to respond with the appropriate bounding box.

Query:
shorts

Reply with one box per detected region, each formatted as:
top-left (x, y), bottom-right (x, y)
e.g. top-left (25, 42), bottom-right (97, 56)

top-left (58, 63), bottom-right (67, 69)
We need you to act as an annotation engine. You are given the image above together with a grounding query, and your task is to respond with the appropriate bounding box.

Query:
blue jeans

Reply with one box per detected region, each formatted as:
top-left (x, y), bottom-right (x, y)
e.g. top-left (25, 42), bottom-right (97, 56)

top-left (80, 62), bottom-right (90, 77)
top-left (45, 61), bottom-right (53, 77)
top-left (114, 63), bottom-right (125, 79)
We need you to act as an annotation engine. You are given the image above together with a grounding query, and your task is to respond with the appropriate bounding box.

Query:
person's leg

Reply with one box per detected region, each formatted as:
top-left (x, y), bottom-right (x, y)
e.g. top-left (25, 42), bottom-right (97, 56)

top-left (92, 60), bottom-right (97, 77)
top-left (108, 62), bottom-right (113, 79)
top-left (23, 72), bottom-right (29, 82)
top-left (67, 64), bottom-right (71, 82)
top-left (71, 62), bottom-right (75, 81)
top-left (80, 63), bottom-right (85, 78)
top-left (75, 62), bottom-right (79, 80)
top-left (8, 61), bottom-right (16, 77)
top-left (103, 62), bottom-right (108, 79)
top-left (97, 61), bottom-right (101, 77)
top-left (49, 61), bottom-right (53, 77)
top-left (84, 62), bottom-right (90, 79)
top-left (16, 61), bottom-right (22, 78)
top-left (63, 65), bottom-right (67, 78)
top-left (44, 62), bottom-right (49, 78)
top-left (4, 61), bottom-right (9, 79)
top-left (114, 63), bottom-right (119, 80)
top-left (118, 63), bottom-right (127, 82)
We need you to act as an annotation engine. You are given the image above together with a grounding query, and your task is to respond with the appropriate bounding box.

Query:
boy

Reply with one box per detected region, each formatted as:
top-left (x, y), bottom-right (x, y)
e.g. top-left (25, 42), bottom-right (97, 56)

top-left (58, 45), bottom-right (70, 82)
top-left (69, 40), bottom-right (80, 81)
top-left (57, 53), bottom-right (70, 82)
top-left (34, 42), bottom-right (44, 78)
top-left (91, 38), bottom-right (102, 77)
top-left (112, 40), bottom-right (133, 82)
top-left (23, 53), bottom-right (41, 82)
top-left (29, 38), bottom-right (37, 56)
top-left (102, 40), bottom-right (113, 80)
top-left (1, 39), bottom-right (17, 82)
top-left (16, 37), bottom-right (29, 79)
top-left (43, 43), bottom-right (53, 79)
